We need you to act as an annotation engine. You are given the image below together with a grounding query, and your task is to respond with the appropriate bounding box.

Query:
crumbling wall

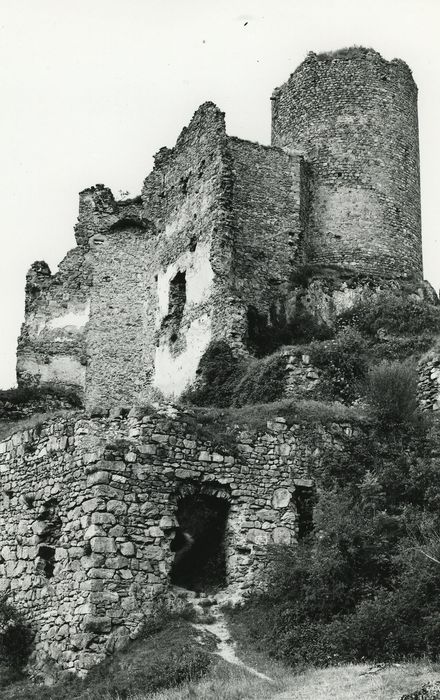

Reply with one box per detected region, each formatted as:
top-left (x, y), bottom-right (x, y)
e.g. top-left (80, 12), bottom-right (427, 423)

top-left (140, 103), bottom-right (231, 400)
top-left (0, 408), bottom-right (364, 676)
top-left (227, 138), bottom-right (309, 350)
top-left (83, 104), bottom-right (234, 410)
top-left (16, 250), bottom-right (91, 399)
top-left (271, 48), bottom-right (422, 279)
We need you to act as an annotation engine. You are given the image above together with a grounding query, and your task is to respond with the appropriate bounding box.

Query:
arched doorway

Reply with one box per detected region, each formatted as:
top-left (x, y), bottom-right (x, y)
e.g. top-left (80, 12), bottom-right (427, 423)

top-left (170, 492), bottom-right (230, 592)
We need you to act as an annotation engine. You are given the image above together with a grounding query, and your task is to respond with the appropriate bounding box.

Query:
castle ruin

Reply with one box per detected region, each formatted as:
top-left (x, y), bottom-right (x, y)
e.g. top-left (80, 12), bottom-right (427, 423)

top-left (17, 47), bottom-right (425, 411)
top-left (1, 48), bottom-right (436, 677)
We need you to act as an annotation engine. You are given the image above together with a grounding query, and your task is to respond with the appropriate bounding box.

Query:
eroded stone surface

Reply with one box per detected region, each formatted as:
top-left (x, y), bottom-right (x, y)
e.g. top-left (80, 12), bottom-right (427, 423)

top-left (0, 408), bottom-right (363, 675)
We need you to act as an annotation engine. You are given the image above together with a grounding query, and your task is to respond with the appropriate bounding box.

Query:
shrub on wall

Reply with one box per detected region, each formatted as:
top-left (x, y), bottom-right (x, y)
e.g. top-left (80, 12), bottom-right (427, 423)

top-left (232, 353), bottom-right (287, 407)
top-left (0, 597), bottom-right (33, 683)
top-left (309, 328), bottom-right (368, 403)
top-left (182, 342), bottom-right (287, 408)
top-left (367, 360), bottom-right (418, 426)
top-left (228, 421), bottom-right (440, 667)
top-left (181, 341), bottom-right (244, 408)
top-left (340, 293), bottom-right (440, 337)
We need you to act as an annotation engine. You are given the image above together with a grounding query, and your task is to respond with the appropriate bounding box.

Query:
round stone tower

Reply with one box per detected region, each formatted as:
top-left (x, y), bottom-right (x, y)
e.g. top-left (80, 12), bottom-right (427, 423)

top-left (271, 48), bottom-right (422, 279)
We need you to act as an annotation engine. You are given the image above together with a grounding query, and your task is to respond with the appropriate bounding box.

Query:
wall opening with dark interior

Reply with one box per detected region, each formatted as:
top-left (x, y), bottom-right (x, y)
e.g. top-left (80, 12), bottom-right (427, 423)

top-left (35, 498), bottom-right (62, 578)
top-left (170, 494), bottom-right (229, 592)
top-left (169, 271), bottom-right (186, 327)
top-left (166, 271), bottom-right (187, 351)
top-left (294, 485), bottom-right (315, 540)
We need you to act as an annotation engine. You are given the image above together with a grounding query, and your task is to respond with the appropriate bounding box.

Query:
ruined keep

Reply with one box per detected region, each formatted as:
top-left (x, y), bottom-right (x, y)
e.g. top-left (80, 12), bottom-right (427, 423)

top-left (17, 47), bottom-right (424, 411)
top-left (2, 48), bottom-right (435, 676)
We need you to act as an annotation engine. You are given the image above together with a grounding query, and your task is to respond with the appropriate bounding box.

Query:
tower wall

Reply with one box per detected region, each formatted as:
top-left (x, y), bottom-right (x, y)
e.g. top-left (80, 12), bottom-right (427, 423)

top-left (271, 48), bottom-right (422, 279)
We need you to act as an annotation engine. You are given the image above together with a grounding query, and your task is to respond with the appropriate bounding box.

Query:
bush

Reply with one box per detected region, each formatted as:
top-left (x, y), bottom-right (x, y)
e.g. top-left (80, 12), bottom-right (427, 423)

top-left (181, 341), bottom-right (244, 408)
top-left (340, 293), bottom-right (440, 338)
top-left (0, 617), bottom-right (211, 699)
top-left (0, 597), bottom-right (33, 683)
top-left (182, 343), bottom-right (288, 409)
top-left (309, 328), bottom-right (368, 402)
top-left (228, 423), bottom-right (440, 669)
top-left (0, 385), bottom-right (83, 411)
top-left (367, 360), bottom-right (418, 426)
top-left (370, 334), bottom-right (434, 362)
top-left (232, 354), bottom-right (287, 407)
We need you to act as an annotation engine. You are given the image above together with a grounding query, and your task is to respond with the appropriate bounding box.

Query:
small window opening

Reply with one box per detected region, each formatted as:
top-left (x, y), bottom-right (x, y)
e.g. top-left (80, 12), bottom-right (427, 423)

top-left (36, 499), bottom-right (61, 578)
top-left (294, 486), bottom-right (315, 540)
top-left (181, 175), bottom-right (189, 195)
top-left (170, 495), bottom-right (229, 592)
top-left (169, 271), bottom-right (186, 322)
top-left (37, 545), bottom-right (56, 578)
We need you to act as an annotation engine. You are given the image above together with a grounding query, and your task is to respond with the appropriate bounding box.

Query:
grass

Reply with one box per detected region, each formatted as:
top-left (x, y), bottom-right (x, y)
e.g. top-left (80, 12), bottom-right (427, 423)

top-left (0, 409), bottom-right (78, 441)
top-left (0, 617), bottom-right (213, 699)
top-left (180, 399), bottom-right (369, 457)
top-left (0, 385), bottom-right (82, 408)
top-left (109, 659), bottom-right (440, 700)
top-left (314, 46), bottom-right (376, 61)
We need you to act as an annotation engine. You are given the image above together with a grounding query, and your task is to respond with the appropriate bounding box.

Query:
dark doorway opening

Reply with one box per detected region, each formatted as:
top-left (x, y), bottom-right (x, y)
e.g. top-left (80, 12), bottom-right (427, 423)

top-left (169, 271), bottom-right (186, 328)
top-left (294, 485), bottom-right (315, 540)
top-left (170, 494), bottom-right (229, 592)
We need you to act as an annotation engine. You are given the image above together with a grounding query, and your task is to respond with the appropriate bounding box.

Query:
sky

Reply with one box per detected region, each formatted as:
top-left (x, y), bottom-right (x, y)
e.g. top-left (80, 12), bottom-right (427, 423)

top-left (1, 0), bottom-right (439, 388)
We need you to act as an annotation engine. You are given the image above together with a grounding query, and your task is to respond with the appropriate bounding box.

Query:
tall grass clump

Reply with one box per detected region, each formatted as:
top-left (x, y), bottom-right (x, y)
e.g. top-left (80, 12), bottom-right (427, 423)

top-left (367, 360), bottom-right (418, 426)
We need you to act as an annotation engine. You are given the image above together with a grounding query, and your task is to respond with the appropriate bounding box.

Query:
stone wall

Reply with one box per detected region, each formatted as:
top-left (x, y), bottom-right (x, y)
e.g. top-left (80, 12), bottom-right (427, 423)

top-left (271, 48), bottom-right (422, 280)
top-left (17, 47), bottom-right (428, 410)
top-left (292, 276), bottom-right (438, 328)
top-left (0, 407), bottom-right (363, 676)
top-left (16, 253), bottom-right (91, 399)
top-left (227, 138), bottom-right (308, 344)
top-left (283, 349), bottom-right (321, 397)
top-left (418, 348), bottom-right (440, 411)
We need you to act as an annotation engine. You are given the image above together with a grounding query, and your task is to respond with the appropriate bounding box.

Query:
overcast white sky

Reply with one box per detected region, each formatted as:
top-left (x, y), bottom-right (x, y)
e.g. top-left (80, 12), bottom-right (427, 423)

top-left (1, 0), bottom-right (439, 388)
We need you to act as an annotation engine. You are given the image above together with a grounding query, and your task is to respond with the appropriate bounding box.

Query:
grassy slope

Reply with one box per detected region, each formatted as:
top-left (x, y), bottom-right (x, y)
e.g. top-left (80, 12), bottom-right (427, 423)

top-left (131, 660), bottom-right (440, 700)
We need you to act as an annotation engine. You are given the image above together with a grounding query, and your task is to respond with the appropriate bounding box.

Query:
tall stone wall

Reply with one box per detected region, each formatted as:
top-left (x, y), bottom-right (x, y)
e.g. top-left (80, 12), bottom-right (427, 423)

top-left (271, 48), bottom-right (422, 279)
top-left (0, 408), bottom-right (363, 676)
top-left (16, 251), bottom-right (91, 398)
top-left (140, 103), bottom-right (230, 400)
top-left (227, 138), bottom-right (309, 343)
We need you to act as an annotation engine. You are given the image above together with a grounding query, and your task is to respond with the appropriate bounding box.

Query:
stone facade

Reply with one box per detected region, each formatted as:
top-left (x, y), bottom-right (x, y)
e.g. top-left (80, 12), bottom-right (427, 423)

top-left (16, 254), bottom-right (91, 401)
top-left (16, 48), bottom-right (425, 410)
top-left (271, 48), bottom-right (422, 278)
top-left (0, 408), bottom-right (362, 675)
top-left (418, 347), bottom-right (440, 411)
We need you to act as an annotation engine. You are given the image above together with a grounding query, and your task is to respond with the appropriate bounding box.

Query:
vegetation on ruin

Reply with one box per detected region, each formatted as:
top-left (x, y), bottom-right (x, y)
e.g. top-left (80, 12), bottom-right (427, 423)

top-left (314, 46), bottom-right (377, 61)
top-left (0, 611), bottom-right (212, 700)
top-left (0, 385), bottom-right (82, 409)
top-left (227, 403), bottom-right (440, 669)
top-left (339, 292), bottom-right (440, 339)
top-left (0, 598), bottom-right (32, 687)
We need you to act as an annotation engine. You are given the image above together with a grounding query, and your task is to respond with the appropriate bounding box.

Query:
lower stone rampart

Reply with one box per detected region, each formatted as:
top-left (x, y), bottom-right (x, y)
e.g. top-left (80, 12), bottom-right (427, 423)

top-left (0, 407), bottom-right (363, 677)
top-left (418, 348), bottom-right (440, 411)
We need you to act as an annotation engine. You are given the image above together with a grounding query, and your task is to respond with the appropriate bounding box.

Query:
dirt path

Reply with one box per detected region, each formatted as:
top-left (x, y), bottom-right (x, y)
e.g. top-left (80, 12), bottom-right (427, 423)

top-left (193, 604), bottom-right (275, 684)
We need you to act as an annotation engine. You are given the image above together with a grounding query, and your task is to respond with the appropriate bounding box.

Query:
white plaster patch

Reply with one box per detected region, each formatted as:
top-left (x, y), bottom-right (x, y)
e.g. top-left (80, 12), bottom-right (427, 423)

top-left (31, 302), bottom-right (90, 337)
top-left (19, 356), bottom-right (86, 388)
top-left (156, 243), bottom-right (214, 327)
top-left (45, 303), bottom-right (90, 333)
top-left (152, 313), bottom-right (212, 398)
